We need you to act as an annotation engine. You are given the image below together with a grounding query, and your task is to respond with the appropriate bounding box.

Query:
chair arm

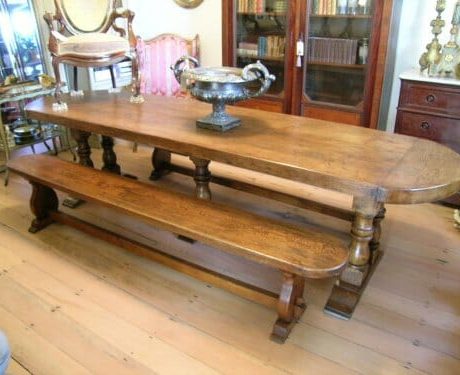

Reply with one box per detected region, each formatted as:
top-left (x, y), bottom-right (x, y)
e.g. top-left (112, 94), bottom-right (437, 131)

top-left (110, 8), bottom-right (137, 49)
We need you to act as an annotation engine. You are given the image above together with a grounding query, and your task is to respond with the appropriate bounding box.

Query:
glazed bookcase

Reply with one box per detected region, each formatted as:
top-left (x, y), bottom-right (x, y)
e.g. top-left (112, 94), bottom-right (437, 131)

top-left (222, 0), bottom-right (396, 128)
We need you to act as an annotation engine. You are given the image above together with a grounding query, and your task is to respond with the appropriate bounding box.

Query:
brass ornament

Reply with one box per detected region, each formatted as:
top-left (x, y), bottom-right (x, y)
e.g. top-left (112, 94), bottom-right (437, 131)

top-left (419, 0), bottom-right (446, 76)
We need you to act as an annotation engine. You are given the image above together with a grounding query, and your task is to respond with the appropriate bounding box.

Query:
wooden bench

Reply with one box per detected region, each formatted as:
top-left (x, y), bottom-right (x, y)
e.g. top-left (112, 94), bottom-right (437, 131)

top-left (8, 154), bottom-right (348, 342)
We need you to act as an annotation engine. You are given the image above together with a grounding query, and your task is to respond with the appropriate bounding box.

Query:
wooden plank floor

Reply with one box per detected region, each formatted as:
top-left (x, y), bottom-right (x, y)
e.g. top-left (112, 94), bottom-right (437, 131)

top-left (0, 143), bottom-right (459, 374)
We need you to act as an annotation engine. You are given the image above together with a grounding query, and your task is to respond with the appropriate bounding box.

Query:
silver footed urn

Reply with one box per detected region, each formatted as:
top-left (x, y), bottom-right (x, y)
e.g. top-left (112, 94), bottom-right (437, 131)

top-left (171, 56), bottom-right (275, 131)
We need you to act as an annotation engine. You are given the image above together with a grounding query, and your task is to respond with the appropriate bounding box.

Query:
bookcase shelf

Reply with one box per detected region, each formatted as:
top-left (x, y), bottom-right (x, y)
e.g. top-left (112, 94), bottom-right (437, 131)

top-left (237, 11), bottom-right (287, 16)
top-left (238, 54), bottom-right (285, 62)
top-left (307, 61), bottom-right (366, 69)
top-left (310, 14), bottom-right (372, 19)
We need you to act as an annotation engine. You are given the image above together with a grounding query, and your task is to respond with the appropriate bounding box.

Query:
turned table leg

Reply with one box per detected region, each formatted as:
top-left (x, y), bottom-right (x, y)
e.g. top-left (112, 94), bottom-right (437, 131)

top-left (71, 129), bottom-right (94, 167)
top-left (370, 203), bottom-right (386, 265)
top-left (101, 135), bottom-right (121, 174)
top-left (28, 182), bottom-right (58, 233)
top-left (63, 130), bottom-right (94, 208)
top-left (324, 197), bottom-right (383, 319)
top-left (149, 148), bottom-right (172, 180)
top-left (271, 272), bottom-right (306, 343)
top-left (190, 157), bottom-right (212, 200)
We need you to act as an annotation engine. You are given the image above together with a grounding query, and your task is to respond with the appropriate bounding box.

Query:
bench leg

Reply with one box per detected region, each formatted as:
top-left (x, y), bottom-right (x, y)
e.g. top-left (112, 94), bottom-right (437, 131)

top-left (101, 136), bottom-right (121, 174)
top-left (149, 148), bottom-right (172, 180)
top-left (190, 157), bottom-right (211, 200)
top-left (271, 272), bottom-right (306, 343)
top-left (28, 182), bottom-right (58, 233)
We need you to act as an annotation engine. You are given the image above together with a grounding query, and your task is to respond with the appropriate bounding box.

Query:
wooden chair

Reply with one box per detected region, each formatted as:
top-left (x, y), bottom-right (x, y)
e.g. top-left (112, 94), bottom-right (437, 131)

top-left (43, 0), bottom-right (143, 109)
top-left (134, 33), bottom-right (199, 170)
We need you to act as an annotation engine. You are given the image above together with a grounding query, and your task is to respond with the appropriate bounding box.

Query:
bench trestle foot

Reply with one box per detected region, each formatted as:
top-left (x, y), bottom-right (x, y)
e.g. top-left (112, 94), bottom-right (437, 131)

top-left (271, 272), bottom-right (306, 343)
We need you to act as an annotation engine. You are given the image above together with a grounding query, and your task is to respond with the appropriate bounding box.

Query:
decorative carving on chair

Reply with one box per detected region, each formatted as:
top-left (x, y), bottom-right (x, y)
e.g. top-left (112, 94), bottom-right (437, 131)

top-left (43, 0), bottom-right (143, 110)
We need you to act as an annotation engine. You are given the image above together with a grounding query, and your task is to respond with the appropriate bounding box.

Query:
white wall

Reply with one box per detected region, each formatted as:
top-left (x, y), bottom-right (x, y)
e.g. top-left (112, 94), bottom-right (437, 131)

top-left (385, 0), bottom-right (458, 132)
top-left (124, 0), bottom-right (222, 66)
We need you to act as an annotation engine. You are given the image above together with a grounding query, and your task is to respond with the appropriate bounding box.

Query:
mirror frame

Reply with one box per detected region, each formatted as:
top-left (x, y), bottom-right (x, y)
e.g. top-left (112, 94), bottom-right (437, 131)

top-left (54, 0), bottom-right (118, 34)
top-left (174, 0), bottom-right (204, 9)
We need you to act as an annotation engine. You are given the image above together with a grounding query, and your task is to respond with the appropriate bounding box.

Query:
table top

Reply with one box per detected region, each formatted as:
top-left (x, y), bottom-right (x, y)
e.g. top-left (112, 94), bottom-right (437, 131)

top-left (25, 92), bottom-right (460, 204)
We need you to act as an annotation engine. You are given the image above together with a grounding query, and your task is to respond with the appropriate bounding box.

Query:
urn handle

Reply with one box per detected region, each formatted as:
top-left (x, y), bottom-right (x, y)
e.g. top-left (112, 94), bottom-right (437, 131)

top-left (242, 61), bottom-right (276, 98)
top-left (171, 55), bottom-right (200, 85)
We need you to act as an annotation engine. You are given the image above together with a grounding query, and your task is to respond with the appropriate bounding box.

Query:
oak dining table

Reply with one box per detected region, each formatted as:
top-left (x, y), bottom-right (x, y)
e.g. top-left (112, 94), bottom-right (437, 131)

top-left (25, 91), bottom-right (460, 319)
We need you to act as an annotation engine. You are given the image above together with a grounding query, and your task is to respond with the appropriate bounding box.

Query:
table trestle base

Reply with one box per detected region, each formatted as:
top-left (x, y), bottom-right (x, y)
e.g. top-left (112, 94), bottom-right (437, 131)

top-left (324, 250), bottom-right (383, 319)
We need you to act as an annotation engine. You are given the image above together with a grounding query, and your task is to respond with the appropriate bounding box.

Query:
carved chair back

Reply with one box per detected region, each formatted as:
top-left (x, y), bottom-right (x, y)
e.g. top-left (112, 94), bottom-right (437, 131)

top-left (137, 33), bottom-right (200, 97)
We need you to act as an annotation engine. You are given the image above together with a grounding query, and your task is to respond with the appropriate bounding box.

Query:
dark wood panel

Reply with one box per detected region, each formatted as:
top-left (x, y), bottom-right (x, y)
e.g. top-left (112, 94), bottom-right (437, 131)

top-left (399, 80), bottom-right (460, 116)
top-left (396, 78), bottom-right (460, 207)
top-left (301, 105), bottom-right (361, 126)
top-left (395, 111), bottom-right (460, 154)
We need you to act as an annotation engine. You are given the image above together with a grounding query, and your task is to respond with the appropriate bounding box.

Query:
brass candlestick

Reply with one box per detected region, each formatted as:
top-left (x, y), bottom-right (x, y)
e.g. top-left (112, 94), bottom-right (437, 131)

top-left (438, 0), bottom-right (460, 76)
top-left (419, 0), bottom-right (446, 76)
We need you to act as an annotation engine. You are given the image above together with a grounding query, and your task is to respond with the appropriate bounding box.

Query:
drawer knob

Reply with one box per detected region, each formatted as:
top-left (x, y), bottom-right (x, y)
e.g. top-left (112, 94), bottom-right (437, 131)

top-left (420, 121), bottom-right (431, 130)
top-left (426, 94), bottom-right (436, 103)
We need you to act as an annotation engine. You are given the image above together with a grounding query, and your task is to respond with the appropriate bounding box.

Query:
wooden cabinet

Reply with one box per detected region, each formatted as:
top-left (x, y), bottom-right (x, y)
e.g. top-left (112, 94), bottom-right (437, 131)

top-left (222, 0), bottom-right (396, 128)
top-left (395, 70), bottom-right (460, 206)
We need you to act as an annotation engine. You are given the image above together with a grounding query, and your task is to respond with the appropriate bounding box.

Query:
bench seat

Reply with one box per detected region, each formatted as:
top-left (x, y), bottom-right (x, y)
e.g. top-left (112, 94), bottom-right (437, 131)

top-left (8, 154), bottom-right (348, 342)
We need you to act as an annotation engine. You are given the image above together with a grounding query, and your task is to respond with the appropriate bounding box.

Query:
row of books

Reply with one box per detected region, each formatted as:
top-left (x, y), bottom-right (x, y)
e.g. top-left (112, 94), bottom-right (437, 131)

top-left (237, 0), bottom-right (287, 14)
top-left (238, 0), bottom-right (265, 13)
top-left (312, 0), bottom-right (371, 16)
top-left (237, 36), bottom-right (286, 58)
top-left (307, 37), bottom-right (359, 65)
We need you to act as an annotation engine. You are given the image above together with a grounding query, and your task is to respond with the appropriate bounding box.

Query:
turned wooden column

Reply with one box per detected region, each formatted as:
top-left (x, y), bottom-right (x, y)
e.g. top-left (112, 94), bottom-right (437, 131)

top-left (101, 135), bottom-right (121, 174)
top-left (369, 203), bottom-right (386, 265)
top-left (190, 157), bottom-right (211, 200)
top-left (70, 129), bottom-right (94, 167)
top-left (150, 148), bottom-right (172, 180)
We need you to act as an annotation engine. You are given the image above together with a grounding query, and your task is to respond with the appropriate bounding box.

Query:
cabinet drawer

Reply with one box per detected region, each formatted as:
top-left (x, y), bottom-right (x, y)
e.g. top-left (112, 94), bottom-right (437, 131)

top-left (399, 81), bottom-right (460, 116)
top-left (396, 111), bottom-right (460, 153)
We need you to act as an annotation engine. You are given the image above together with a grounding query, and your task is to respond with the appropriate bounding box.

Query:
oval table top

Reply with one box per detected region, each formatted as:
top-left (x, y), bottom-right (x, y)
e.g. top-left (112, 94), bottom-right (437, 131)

top-left (26, 92), bottom-right (460, 204)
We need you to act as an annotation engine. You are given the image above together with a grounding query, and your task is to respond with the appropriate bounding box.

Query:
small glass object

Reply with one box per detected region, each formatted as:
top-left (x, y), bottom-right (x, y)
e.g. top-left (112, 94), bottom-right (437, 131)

top-left (347, 0), bottom-right (358, 15)
top-left (337, 0), bottom-right (348, 15)
top-left (358, 38), bottom-right (369, 64)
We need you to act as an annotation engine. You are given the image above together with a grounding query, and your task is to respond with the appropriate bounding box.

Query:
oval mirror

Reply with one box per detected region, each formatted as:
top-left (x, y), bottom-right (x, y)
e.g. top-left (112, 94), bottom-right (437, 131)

top-left (59, 0), bottom-right (112, 33)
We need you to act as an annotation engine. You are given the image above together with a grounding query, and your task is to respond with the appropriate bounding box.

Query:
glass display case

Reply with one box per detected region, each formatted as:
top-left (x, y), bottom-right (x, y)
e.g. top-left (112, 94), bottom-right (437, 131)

top-left (235, 0), bottom-right (288, 96)
top-left (223, 0), bottom-right (294, 112)
top-left (305, 0), bottom-right (373, 107)
top-left (0, 0), bottom-right (45, 83)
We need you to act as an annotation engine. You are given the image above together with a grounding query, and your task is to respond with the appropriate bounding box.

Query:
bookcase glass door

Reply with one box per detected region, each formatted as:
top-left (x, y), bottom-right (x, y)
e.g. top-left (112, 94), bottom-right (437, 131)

top-left (235, 0), bottom-right (289, 96)
top-left (304, 0), bottom-right (373, 107)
